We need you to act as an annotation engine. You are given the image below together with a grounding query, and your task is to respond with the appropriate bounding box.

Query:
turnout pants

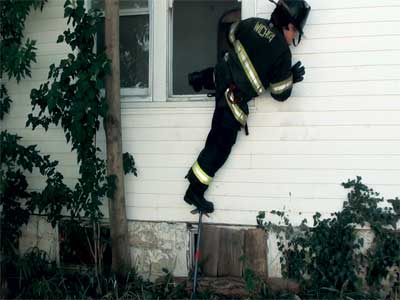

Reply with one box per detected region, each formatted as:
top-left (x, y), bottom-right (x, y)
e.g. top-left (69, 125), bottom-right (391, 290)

top-left (186, 106), bottom-right (240, 196)
top-left (186, 58), bottom-right (247, 199)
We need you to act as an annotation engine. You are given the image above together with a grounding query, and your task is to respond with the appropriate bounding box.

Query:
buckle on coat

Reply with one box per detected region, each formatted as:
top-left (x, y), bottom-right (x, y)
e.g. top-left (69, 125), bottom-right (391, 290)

top-left (226, 84), bottom-right (240, 104)
top-left (224, 87), bottom-right (248, 128)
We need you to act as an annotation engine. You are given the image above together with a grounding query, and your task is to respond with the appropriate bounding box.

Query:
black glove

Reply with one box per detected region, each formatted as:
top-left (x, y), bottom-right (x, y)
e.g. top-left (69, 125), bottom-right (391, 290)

top-left (188, 67), bottom-right (215, 92)
top-left (291, 61), bottom-right (305, 83)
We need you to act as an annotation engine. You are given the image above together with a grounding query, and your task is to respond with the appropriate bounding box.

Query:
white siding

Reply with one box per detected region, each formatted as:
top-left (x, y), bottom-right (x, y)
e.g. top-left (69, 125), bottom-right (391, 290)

top-left (124, 0), bottom-right (400, 225)
top-left (3, 0), bottom-right (400, 226)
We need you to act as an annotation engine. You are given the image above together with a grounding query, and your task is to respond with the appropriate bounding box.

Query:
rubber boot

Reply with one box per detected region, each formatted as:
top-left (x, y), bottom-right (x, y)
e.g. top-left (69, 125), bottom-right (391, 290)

top-left (188, 67), bottom-right (216, 92)
top-left (184, 185), bottom-right (214, 213)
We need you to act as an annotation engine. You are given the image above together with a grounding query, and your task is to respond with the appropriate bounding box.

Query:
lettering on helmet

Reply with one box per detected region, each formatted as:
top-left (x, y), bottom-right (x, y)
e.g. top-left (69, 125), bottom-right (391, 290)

top-left (254, 22), bottom-right (276, 42)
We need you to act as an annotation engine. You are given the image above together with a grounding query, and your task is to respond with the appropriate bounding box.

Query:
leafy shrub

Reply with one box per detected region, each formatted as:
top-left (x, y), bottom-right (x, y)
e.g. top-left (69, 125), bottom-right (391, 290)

top-left (258, 177), bottom-right (400, 299)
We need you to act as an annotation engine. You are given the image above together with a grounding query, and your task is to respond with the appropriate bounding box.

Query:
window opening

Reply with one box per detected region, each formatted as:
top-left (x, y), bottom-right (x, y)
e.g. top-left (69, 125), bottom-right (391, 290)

top-left (171, 0), bottom-right (241, 96)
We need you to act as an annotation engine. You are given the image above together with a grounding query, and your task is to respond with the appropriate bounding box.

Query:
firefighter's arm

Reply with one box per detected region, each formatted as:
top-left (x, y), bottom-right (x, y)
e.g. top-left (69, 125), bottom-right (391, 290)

top-left (269, 50), bottom-right (294, 102)
top-left (269, 75), bottom-right (293, 101)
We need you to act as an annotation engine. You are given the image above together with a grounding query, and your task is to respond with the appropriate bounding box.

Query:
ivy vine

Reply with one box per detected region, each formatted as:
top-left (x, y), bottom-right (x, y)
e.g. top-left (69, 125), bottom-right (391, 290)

top-left (258, 176), bottom-right (400, 299)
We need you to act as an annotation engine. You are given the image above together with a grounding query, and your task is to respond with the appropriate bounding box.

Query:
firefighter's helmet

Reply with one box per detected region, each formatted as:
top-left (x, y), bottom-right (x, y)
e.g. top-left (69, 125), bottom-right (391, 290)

top-left (270, 0), bottom-right (311, 35)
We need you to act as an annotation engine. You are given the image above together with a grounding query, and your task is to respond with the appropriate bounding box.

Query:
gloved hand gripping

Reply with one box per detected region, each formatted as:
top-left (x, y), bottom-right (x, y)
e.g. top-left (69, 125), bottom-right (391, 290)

top-left (291, 61), bottom-right (305, 83)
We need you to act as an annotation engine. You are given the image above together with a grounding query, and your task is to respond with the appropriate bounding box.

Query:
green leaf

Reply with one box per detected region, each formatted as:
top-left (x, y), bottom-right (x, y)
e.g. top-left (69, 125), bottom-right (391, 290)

top-left (123, 152), bottom-right (137, 176)
top-left (47, 95), bottom-right (56, 112)
top-left (56, 35), bottom-right (64, 43)
top-left (257, 211), bottom-right (266, 219)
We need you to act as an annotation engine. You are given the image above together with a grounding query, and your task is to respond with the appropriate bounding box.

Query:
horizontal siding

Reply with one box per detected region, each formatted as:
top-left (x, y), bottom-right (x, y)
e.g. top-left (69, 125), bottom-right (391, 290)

top-left (7, 65), bottom-right (400, 91)
top-left (306, 21), bottom-right (400, 39)
top-left (9, 125), bottom-right (400, 142)
top-left (261, 8), bottom-right (400, 26)
top-left (27, 166), bottom-right (400, 186)
top-left (261, 0), bottom-right (400, 10)
top-left (7, 79), bottom-right (400, 97)
top-left (123, 0), bottom-right (400, 224)
top-left (33, 54), bottom-right (68, 70)
top-left (293, 36), bottom-right (400, 54)
top-left (3, 0), bottom-right (400, 226)
top-left (9, 95), bottom-right (400, 117)
top-left (120, 140), bottom-right (400, 156)
top-left (119, 154), bottom-right (400, 171)
top-left (295, 51), bottom-right (400, 68)
top-left (24, 18), bottom-right (69, 35)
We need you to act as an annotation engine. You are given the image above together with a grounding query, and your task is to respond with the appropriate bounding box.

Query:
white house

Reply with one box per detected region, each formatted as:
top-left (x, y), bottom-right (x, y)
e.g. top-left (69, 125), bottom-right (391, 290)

top-left (4, 0), bottom-right (400, 279)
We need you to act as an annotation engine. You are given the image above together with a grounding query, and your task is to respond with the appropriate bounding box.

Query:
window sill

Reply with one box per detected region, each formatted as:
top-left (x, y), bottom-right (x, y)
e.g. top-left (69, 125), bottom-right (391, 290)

top-left (120, 96), bottom-right (257, 116)
top-left (121, 97), bottom-right (215, 115)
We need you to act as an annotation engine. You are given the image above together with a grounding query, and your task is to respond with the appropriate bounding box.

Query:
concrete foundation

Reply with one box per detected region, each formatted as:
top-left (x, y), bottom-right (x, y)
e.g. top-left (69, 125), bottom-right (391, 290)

top-left (18, 217), bottom-right (397, 297)
top-left (128, 221), bottom-right (189, 280)
top-left (18, 216), bottom-right (190, 279)
top-left (19, 215), bottom-right (59, 262)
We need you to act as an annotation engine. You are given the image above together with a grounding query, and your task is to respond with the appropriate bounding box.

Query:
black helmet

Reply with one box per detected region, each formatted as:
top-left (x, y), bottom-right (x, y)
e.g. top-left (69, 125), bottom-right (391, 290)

top-left (270, 0), bottom-right (311, 35)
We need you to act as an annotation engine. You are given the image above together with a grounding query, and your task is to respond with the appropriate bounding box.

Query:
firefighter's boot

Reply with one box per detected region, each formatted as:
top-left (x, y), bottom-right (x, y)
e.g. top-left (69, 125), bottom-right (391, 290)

top-left (184, 185), bottom-right (214, 214)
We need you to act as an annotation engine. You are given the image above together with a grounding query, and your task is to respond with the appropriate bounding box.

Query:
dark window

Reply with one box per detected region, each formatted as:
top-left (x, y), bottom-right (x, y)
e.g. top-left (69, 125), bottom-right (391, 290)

top-left (172, 0), bottom-right (241, 95)
top-left (94, 0), bottom-right (150, 95)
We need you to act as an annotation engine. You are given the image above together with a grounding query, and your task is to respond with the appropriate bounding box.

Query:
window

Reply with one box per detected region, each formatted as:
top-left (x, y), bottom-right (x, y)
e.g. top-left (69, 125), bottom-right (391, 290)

top-left (94, 0), bottom-right (151, 98)
top-left (170, 0), bottom-right (241, 97)
top-left (91, 0), bottom-right (255, 103)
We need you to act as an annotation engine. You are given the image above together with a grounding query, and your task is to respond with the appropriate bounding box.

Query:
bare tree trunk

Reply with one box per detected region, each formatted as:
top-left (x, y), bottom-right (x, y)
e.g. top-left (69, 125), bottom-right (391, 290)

top-left (104, 0), bottom-right (131, 276)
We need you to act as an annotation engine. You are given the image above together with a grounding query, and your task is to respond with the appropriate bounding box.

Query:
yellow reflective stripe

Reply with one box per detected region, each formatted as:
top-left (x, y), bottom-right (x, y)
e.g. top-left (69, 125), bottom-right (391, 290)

top-left (192, 161), bottom-right (212, 185)
top-left (234, 40), bottom-right (265, 95)
top-left (225, 89), bottom-right (248, 127)
top-left (229, 22), bottom-right (265, 95)
top-left (229, 22), bottom-right (239, 44)
top-left (269, 74), bottom-right (293, 94)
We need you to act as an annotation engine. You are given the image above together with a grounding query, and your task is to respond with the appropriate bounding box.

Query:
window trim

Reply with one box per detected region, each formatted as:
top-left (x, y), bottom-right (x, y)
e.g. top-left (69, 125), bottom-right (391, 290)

top-left (119, 8), bottom-right (149, 17)
top-left (120, 4), bottom-right (153, 102)
top-left (88, 0), bottom-right (153, 102)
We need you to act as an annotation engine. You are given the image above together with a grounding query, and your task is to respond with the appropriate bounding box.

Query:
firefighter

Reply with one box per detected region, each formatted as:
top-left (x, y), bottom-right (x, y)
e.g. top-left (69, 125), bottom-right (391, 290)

top-left (184, 0), bottom-right (311, 213)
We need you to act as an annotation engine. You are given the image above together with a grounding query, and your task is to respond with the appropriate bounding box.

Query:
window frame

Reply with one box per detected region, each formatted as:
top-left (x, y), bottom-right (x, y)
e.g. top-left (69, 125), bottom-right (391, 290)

top-left (119, 6), bottom-right (153, 101)
top-left (88, 0), bottom-right (153, 102)
top-left (88, 0), bottom-right (256, 106)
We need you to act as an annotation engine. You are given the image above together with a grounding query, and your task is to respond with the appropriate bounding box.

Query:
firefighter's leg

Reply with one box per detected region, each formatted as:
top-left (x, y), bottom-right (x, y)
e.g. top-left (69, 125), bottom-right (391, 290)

top-left (199, 120), bottom-right (239, 175)
top-left (185, 109), bottom-right (239, 213)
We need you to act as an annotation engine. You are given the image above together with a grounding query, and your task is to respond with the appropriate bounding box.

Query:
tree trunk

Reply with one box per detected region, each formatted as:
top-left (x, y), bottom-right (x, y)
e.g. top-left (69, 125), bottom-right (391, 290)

top-left (104, 0), bottom-right (131, 276)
